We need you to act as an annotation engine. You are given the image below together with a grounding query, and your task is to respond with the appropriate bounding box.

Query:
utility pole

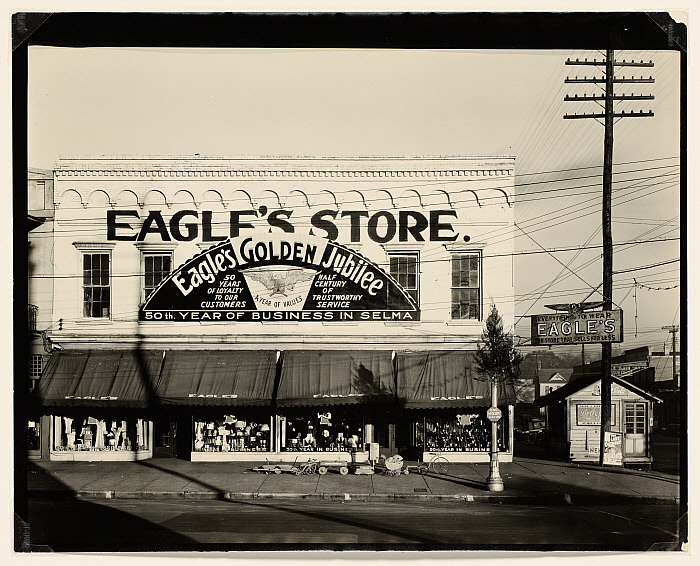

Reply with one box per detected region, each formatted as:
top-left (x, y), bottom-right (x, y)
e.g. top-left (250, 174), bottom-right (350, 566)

top-left (564, 51), bottom-right (654, 465)
top-left (662, 325), bottom-right (679, 386)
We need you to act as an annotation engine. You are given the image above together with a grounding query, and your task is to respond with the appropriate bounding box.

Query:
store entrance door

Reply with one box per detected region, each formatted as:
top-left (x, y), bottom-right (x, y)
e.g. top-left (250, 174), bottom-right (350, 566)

top-left (153, 419), bottom-right (178, 458)
top-left (623, 402), bottom-right (647, 458)
top-left (375, 423), bottom-right (396, 457)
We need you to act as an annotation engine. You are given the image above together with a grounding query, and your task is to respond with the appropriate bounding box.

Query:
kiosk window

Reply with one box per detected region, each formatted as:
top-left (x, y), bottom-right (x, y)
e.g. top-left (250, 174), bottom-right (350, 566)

top-left (625, 403), bottom-right (646, 434)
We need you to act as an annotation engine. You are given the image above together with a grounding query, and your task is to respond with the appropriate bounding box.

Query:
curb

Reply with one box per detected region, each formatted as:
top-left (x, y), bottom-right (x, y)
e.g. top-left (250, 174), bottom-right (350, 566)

top-left (30, 489), bottom-right (680, 505)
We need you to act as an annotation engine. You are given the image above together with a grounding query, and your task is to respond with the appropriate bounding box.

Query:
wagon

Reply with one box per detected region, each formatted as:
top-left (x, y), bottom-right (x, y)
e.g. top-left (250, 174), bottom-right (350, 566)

top-left (253, 457), bottom-right (299, 474)
top-left (317, 460), bottom-right (350, 475)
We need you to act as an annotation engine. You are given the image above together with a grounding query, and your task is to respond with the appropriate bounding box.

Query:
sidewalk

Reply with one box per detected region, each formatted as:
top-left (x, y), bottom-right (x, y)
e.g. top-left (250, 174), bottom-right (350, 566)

top-left (26, 456), bottom-right (682, 506)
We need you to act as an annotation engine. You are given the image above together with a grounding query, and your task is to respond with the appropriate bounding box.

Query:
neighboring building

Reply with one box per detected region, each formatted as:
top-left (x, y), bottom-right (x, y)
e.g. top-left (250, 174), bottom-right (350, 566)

top-left (27, 168), bottom-right (55, 460)
top-left (649, 345), bottom-right (681, 387)
top-left (33, 155), bottom-right (517, 463)
top-left (538, 368), bottom-right (573, 397)
top-left (514, 367), bottom-right (572, 433)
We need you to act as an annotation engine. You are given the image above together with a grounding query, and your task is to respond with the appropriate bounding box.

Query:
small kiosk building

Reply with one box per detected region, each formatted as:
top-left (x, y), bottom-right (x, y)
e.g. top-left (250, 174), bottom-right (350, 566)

top-left (536, 374), bottom-right (661, 469)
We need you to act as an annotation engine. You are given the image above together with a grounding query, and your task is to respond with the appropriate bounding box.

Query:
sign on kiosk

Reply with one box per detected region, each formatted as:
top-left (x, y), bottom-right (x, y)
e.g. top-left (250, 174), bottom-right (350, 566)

top-left (530, 310), bottom-right (623, 345)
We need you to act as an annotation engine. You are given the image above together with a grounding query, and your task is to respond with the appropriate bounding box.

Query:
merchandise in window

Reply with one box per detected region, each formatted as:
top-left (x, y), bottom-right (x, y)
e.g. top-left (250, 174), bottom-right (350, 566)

top-left (83, 253), bottom-right (110, 318)
top-left (53, 416), bottom-right (149, 452)
top-left (412, 409), bottom-right (508, 452)
top-left (193, 415), bottom-right (271, 452)
top-left (283, 411), bottom-right (363, 452)
top-left (451, 253), bottom-right (481, 320)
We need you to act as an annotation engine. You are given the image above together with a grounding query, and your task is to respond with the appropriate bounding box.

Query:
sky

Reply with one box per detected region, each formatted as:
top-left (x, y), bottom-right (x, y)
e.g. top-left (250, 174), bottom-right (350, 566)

top-left (27, 46), bottom-right (682, 358)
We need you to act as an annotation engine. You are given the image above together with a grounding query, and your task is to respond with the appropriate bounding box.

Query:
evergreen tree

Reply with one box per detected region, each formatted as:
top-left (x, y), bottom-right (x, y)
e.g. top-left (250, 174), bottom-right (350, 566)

top-left (474, 304), bottom-right (523, 384)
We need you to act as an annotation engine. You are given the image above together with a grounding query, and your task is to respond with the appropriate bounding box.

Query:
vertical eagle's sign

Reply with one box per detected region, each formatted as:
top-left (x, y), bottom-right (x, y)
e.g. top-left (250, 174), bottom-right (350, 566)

top-left (139, 233), bottom-right (418, 322)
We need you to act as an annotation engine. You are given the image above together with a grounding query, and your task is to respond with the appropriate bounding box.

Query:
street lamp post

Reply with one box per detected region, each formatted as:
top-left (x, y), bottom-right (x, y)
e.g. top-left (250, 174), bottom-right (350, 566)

top-left (486, 371), bottom-right (504, 492)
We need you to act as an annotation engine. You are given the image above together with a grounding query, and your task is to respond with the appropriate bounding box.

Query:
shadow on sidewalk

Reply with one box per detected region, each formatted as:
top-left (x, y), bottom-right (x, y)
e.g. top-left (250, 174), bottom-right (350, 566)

top-left (25, 460), bottom-right (201, 552)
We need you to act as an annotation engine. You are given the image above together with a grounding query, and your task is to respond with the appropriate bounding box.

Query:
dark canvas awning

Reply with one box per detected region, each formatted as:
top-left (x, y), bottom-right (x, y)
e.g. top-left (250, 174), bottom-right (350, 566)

top-left (32, 350), bottom-right (164, 408)
top-left (155, 350), bottom-right (276, 406)
top-left (396, 351), bottom-right (516, 409)
top-left (276, 350), bottom-right (394, 407)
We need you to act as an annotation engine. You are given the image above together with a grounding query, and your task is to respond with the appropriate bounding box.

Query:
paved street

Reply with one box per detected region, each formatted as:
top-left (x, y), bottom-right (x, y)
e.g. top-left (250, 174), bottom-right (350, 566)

top-left (21, 434), bottom-right (684, 552)
top-left (27, 497), bottom-right (682, 551)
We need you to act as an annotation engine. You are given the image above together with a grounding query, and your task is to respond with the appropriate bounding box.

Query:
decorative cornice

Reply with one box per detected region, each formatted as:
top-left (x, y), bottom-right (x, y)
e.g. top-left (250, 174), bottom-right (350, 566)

top-left (55, 168), bottom-right (514, 179)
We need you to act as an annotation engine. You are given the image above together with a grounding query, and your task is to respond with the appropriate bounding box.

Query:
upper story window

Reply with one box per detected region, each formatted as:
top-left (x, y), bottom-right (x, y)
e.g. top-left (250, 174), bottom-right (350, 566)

top-left (82, 252), bottom-right (111, 318)
top-left (144, 253), bottom-right (172, 300)
top-left (451, 252), bottom-right (481, 320)
top-left (389, 253), bottom-right (419, 306)
top-left (30, 354), bottom-right (43, 379)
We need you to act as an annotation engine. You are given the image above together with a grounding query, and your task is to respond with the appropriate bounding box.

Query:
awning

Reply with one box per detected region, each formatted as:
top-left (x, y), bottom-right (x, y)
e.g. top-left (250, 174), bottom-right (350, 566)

top-left (155, 350), bottom-right (277, 406)
top-left (276, 350), bottom-right (395, 407)
top-left (32, 350), bottom-right (164, 408)
top-left (396, 351), bottom-right (516, 409)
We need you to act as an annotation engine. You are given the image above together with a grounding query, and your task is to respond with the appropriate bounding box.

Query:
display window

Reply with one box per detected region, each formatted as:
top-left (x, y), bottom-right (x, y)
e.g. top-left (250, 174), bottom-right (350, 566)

top-left (52, 414), bottom-right (150, 452)
top-left (27, 419), bottom-right (41, 451)
top-left (411, 408), bottom-right (509, 452)
top-left (193, 412), bottom-right (272, 453)
top-left (281, 408), bottom-right (364, 453)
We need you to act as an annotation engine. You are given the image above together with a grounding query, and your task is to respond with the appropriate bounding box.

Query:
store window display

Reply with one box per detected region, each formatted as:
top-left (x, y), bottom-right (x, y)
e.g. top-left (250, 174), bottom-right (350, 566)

top-left (193, 414), bottom-right (271, 452)
top-left (412, 409), bottom-right (509, 453)
top-left (283, 411), bottom-right (363, 452)
top-left (52, 415), bottom-right (150, 452)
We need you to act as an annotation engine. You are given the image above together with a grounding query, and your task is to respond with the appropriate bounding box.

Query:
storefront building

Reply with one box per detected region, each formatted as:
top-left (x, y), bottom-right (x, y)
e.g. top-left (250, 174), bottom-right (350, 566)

top-left (536, 374), bottom-right (662, 469)
top-left (33, 155), bottom-right (516, 463)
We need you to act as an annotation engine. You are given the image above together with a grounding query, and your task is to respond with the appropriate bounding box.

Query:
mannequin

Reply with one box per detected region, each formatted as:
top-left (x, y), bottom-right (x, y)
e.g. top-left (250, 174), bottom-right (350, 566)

top-left (318, 429), bottom-right (331, 450)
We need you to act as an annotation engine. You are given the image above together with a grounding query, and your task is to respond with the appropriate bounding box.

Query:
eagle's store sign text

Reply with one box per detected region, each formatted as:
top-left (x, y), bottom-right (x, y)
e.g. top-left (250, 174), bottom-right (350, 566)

top-left (108, 208), bottom-right (464, 244)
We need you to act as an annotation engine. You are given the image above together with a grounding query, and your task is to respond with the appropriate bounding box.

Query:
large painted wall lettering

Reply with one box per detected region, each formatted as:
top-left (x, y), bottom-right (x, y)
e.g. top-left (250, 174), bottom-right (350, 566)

top-left (139, 233), bottom-right (419, 322)
top-left (108, 207), bottom-right (470, 244)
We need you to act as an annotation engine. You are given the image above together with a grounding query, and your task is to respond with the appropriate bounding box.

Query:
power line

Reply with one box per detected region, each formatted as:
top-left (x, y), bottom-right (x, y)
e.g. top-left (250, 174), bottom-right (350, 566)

top-left (613, 258), bottom-right (680, 274)
top-left (28, 236), bottom-right (680, 282)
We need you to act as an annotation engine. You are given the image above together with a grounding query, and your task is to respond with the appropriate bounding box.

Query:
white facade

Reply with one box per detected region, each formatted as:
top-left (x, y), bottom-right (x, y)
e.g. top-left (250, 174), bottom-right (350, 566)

top-left (41, 155), bottom-right (516, 463)
top-left (49, 155), bottom-right (515, 350)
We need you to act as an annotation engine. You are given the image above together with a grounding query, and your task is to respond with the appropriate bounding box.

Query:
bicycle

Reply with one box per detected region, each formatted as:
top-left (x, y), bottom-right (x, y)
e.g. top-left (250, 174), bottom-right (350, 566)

top-left (419, 450), bottom-right (450, 475)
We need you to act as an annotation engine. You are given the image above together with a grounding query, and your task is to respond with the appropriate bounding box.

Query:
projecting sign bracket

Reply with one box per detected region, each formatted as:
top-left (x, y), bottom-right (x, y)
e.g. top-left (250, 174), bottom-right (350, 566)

top-left (544, 302), bottom-right (605, 314)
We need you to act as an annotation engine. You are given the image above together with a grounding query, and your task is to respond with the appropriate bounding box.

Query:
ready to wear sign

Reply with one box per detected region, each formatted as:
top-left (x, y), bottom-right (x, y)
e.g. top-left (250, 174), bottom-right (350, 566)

top-left (139, 233), bottom-right (419, 322)
top-left (530, 309), bottom-right (623, 345)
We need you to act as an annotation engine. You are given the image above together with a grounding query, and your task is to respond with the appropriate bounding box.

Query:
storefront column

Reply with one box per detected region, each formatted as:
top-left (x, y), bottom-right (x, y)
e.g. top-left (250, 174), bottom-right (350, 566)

top-left (53, 416), bottom-right (61, 450)
top-left (365, 423), bottom-right (374, 444)
top-left (40, 415), bottom-right (51, 460)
